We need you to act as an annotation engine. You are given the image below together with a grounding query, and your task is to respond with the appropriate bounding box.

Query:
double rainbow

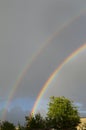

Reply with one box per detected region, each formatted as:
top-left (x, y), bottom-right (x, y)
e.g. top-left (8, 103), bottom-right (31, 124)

top-left (2, 8), bottom-right (86, 120)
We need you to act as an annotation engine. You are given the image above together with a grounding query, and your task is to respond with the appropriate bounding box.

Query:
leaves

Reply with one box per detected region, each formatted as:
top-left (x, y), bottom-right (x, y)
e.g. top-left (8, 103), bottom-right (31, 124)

top-left (1, 121), bottom-right (15, 130)
top-left (25, 113), bottom-right (45, 129)
top-left (46, 96), bottom-right (80, 130)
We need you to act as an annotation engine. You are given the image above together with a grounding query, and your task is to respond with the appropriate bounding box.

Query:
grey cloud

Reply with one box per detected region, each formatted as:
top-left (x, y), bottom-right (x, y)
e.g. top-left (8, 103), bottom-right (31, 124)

top-left (42, 51), bottom-right (86, 115)
top-left (0, 0), bottom-right (86, 98)
top-left (13, 12), bottom-right (86, 99)
top-left (4, 106), bottom-right (29, 125)
top-left (0, 0), bottom-right (86, 122)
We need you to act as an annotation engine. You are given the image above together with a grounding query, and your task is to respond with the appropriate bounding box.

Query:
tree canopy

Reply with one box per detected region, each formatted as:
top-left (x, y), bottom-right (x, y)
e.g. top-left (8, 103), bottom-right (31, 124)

top-left (0, 121), bottom-right (15, 130)
top-left (25, 113), bottom-right (45, 129)
top-left (0, 96), bottom-right (81, 130)
top-left (46, 96), bottom-right (80, 130)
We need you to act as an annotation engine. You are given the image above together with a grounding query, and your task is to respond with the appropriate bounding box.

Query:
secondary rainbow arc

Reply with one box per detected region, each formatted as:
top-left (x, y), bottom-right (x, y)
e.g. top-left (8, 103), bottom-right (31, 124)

top-left (2, 8), bottom-right (86, 120)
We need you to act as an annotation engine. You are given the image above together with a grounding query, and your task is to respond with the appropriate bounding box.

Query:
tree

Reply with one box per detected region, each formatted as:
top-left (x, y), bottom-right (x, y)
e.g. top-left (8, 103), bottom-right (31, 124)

top-left (46, 96), bottom-right (80, 130)
top-left (25, 113), bottom-right (45, 130)
top-left (17, 123), bottom-right (26, 130)
top-left (1, 121), bottom-right (15, 130)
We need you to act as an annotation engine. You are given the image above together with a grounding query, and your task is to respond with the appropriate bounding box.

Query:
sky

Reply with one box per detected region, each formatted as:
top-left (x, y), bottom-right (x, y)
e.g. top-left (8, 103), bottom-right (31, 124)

top-left (0, 0), bottom-right (86, 125)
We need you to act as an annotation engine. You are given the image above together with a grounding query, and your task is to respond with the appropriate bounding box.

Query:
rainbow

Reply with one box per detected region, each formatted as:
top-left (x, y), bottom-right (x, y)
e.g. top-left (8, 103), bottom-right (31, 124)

top-left (2, 8), bottom-right (86, 120)
top-left (31, 43), bottom-right (86, 114)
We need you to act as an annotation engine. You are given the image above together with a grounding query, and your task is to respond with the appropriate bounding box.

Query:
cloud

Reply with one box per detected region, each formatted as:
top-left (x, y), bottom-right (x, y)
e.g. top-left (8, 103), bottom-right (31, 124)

top-left (0, 0), bottom-right (86, 122)
top-left (13, 12), bottom-right (86, 99)
top-left (5, 106), bottom-right (29, 125)
top-left (41, 49), bottom-right (86, 115)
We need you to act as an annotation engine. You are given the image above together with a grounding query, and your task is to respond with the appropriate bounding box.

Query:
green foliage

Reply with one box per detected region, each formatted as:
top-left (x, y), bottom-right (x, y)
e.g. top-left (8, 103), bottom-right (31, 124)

top-left (1, 121), bottom-right (15, 130)
top-left (46, 96), bottom-right (80, 130)
top-left (25, 113), bottom-right (45, 130)
top-left (0, 96), bottom-right (81, 130)
top-left (17, 123), bottom-right (26, 130)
